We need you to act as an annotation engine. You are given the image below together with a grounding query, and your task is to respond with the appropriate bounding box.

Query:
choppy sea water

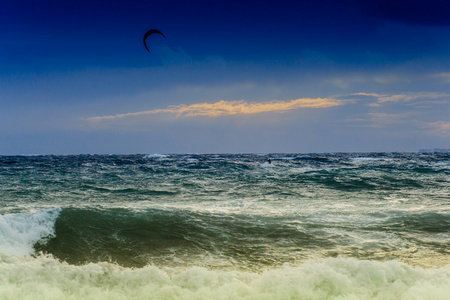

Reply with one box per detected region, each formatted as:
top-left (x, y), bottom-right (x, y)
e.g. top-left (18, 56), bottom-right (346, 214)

top-left (0, 153), bottom-right (449, 299)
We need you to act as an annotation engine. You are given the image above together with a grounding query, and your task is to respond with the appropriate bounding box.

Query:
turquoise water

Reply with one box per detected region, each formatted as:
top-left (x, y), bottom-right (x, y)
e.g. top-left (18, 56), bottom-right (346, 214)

top-left (1, 153), bottom-right (449, 299)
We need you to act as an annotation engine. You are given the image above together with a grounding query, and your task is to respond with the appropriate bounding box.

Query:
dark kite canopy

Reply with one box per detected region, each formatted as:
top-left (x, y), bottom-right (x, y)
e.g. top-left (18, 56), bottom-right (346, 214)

top-left (143, 29), bottom-right (166, 52)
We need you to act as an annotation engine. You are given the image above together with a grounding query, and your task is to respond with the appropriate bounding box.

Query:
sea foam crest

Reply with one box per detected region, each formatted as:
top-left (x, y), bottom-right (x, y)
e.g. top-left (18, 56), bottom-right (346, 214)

top-left (261, 162), bottom-right (275, 168)
top-left (350, 157), bottom-right (382, 162)
top-left (144, 154), bottom-right (169, 159)
top-left (0, 208), bottom-right (61, 256)
top-left (0, 257), bottom-right (449, 299)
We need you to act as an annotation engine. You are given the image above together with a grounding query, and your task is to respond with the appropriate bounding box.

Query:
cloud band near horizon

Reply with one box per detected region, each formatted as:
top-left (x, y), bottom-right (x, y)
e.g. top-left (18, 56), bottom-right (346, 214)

top-left (84, 97), bottom-right (341, 121)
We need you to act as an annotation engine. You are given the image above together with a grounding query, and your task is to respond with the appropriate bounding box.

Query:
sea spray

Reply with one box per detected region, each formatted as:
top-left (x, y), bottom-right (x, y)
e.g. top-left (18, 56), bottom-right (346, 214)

top-left (0, 208), bottom-right (61, 256)
top-left (0, 256), bottom-right (449, 300)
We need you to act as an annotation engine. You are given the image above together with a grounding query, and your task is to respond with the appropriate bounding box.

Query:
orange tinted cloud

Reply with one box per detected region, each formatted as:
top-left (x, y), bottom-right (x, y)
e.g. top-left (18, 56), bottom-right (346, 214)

top-left (85, 98), bottom-right (340, 121)
top-left (425, 121), bottom-right (450, 135)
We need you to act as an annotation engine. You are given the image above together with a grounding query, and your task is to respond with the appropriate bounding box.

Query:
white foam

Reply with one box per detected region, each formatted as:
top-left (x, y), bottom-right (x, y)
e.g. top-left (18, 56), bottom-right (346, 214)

top-left (435, 162), bottom-right (450, 167)
top-left (261, 162), bottom-right (275, 168)
top-left (0, 208), bottom-right (61, 256)
top-left (0, 256), bottom-right (449, 299)
top-left (290, 167), bottom-right (322, 173)
top-left (144, 154), bottom-right (169, 159)
top-left (350, 157), bottom-right (381, 162)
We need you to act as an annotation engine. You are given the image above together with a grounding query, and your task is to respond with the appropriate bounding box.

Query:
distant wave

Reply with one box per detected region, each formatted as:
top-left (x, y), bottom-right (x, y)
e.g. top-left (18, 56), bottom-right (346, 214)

top-left (350, 157), bottom-right (382, 162)
top-left (144, 153), bottom-right (169, 159)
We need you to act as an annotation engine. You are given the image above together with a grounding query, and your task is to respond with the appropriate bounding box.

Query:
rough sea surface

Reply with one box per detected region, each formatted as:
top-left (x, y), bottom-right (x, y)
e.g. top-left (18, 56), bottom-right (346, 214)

top-left (1, 153), bottom-right (449, 299)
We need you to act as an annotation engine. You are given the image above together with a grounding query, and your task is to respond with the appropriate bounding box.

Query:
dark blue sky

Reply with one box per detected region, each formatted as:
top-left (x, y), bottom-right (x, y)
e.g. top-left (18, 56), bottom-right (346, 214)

top-left (5, 0), bottom-right (450, 69)
top-left (1, 0), bottom-right (450, 154)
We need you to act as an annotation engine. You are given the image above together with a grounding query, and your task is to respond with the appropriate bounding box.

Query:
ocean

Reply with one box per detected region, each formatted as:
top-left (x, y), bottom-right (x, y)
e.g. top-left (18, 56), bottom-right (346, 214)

top-left (0, 152), bottom-right (449, 299)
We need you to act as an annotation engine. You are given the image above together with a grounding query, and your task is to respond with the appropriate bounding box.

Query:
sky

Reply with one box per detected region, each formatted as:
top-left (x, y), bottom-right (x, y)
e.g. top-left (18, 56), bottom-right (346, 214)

top-left (1, 0), bottom-right (450, 154)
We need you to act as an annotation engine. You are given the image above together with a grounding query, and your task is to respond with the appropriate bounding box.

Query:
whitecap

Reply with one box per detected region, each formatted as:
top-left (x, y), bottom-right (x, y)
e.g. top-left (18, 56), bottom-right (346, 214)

top-left (350, 157), bottom-right (381, 162)
top-left (0, 208), bottom-right (61, 256)
top-left (261, 162), bottom-right (275, 168)
top-left (0, 256), bottom-right (449, 299)
top-left (144, 154), bottom-right (169, 159)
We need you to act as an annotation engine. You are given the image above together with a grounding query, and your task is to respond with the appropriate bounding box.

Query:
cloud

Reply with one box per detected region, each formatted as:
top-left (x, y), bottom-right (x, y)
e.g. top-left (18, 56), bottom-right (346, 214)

top-left (364, 112), bottom-right (414, 128)
top-left (326, 76), bottom-right (368, 89)
top-left (325, 73), bottom-right (406, 90)
top-left (84, 98), bottom-right (341, 122)
top-left (431, 72), bottom-right (450, 83)
top-left (378, 93), bottom-right (444, 103)
top-left (344, 111), bottom-right (416, 129)
top-left (351, 93), bottom-right (381, 97)
top-left (154, 46), bottom-right (194, 66)
top-left (356, 92), bottom-right (450, 107)
top-left (424, 121), bottom-right (450, 135)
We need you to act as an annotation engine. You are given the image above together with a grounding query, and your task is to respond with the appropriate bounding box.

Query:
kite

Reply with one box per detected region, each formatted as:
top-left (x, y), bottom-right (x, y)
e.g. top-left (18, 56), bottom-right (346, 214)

top-left (143, 29), bottom-right (166, 52)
